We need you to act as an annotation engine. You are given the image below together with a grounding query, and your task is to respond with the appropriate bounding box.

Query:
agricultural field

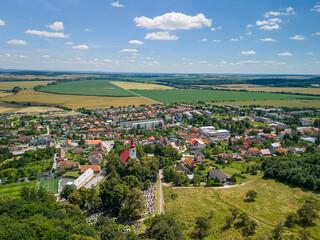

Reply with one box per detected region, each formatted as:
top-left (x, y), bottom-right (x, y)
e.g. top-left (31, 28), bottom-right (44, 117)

top-left (111, 81), bottom-right (175, 90)
top-left (132, 89), bottom-right (320, 104)
top-left (0, 181), bottom-right (37, 199)
top-left (39, 179), bottom-right (59, 193)
top-left (0, 100), bottom-right (63, 114)
top-left (219, 99), bottom-right (320, 108)
top-left (213, 84), bottom-right (320, 95)
top-left (0, 101), bottom-right (21, 113)
top-left (39, 80), bottom-right (135, 97)
top-left (1, 90), bottom-right (155, 109)
top-left (0, 91), bottom-right (13, 97)
top-left (164, 174), bottom-right (320, 240)
top-left (0, 81), bottom-right (53, 90)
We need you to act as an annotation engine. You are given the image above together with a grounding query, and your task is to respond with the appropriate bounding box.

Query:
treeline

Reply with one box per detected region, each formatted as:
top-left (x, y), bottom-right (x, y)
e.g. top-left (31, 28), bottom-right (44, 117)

top-left (261, 152), bottom-right (320, 191)
top-left (0, 147), bottom-right (13, 164)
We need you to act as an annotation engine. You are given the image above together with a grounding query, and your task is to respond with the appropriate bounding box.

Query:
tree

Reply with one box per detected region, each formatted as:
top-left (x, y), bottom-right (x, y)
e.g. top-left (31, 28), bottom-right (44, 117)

top-left (146, 214), bottom-right (184, 240)
top-left (245, 190), bottom-right (258, 202)
top-left (122, 188), bottom-right (145, 220)
top-left (270, 224), bottom-right (284, 240)
top-left (285, 212), bottom-right (298, 227)
top-left (95, 217), bottom-right (123, 240)
top-left (195, 216), bottom-right (211, 239)
top-left (60, 185), bottom-right (75, 200)
top-left (68, 187), bottom-right (90, 209)
top-left (12, 86), bottom-right (22, 93)
top-left (298, 230), bottom-right (310, 240)
top-left (297, 203), bottom-right (319, 225)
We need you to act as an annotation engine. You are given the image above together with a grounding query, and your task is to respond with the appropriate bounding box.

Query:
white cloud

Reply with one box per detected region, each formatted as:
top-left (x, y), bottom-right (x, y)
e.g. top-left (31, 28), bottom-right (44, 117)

top-left (278, 52), bottom-right (292, 56)
top-left (129, 40), bottom-right (144, 45)
top-left (72, 44), bottom-right (89, 50)
top-left (256, 18), bottom-right (281, 26)
top-left (111, 1), bottom-right (125, 7)
top-left (220, 61), bottom-right (228, 64)
top-left (217, 26), bottom-right (222, 30)
top-left (46, 21), bottom-right (64, 31)
top-left (120, 49), bottom-right (138, 53)
top-left (311, 4), bottom-right (320, 12)
top-left (264, 6), bottom-right (295, 18)
top-left (0, 19), bottom-right (5, 26)
top-left (307, 52), bottom-right (314, 55)
top-left (6, 39), bottom-right (27, 45)
top-left (25, 29), bottom-right (69, 38)
top-left (104, 59), bottom-right (113, 62)
top-left (246, 24), bottom-right (253, 28)
top-left (41, 55), bottom-right (51, 58)
top-left (66, 42), bottom-right (74, 45)
top-left (212, 40), bottom-right (221, 42)
top-left (260, 38), bottom-right (276, 42)
top-left (201, 38), bottom-right (207, 42)
top-left (312, 32), bottom-right (320, 35)
top-left (230, 38), bottom-right (238, 42)
top-left (84, 28), bottom-right (91, 32)
top-left (211, 28), bottom-right (216, 31)
top-left (145, 31), bottom-right (179, 40)
top-left (260, 24), bottom-right (280, 30)
top-left (241, 50), bottom-right (256, 55)
top-left (134, 12), bottom-right (212, 30)
top-left (290, 35), bottom-right (305, 40)
top-left (19, 55), bottom-right (28, 59)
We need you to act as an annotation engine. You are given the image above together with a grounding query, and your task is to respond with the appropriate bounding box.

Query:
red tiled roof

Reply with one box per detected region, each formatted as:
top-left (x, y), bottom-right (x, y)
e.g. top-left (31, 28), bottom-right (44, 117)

top-left (81, 165), bottom-right (101, 173)
top-left (87, 140), bottom-right (102, 145)
top-left (120, 149), bottom-right (130, 163)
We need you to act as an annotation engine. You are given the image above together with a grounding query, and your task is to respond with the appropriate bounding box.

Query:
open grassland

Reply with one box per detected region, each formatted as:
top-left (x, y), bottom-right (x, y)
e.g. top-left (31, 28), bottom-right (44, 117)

top-left (0, 81), bottom-right (54, 90)
top-left (213, 84), bottom-right (320, 95)
top-left (39, 179), bottom-right (58, 193)
top-left (217, 99), bottom-right (320, 108)
top-left (39, 80), bottom-right (135, 97)
top-left (164, 175), bottom-right (320, 240)
top-left (1, 90), bottom-right (155, 109)
top-left (132, 89), bottom-right (320, 104)
top-left (0, 181), bottom-right (37, 199)
top-left (111, 81), bottom-right (175, 90)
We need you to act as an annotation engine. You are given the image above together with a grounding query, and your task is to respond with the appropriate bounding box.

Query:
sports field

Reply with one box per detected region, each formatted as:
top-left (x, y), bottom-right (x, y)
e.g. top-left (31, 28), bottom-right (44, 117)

top-left (39, 80), bottom-right (135, 97)
top-left (132, 89), bottom-right (320, 104)
top-left (0, 181), bottom-right (37, 199)
top-left (0, 81), bottom-right (54, 90)
top-left (39, 179), bottom-right (58, 193)
top-left (164, 174), bottom-right (320, 240)
top-left (1, 90), bottom-right (155, 109)
top-left (111, 81), bottom-right (175, 90)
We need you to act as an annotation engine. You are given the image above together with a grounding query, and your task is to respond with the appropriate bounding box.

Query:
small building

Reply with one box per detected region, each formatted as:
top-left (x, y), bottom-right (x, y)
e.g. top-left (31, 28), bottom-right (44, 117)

top-left (194, 151), bottom-right (205, 163)
top-left (72, 168), bottom-right (94, 189)
top-left (80, 165), bottom-right (101, 174)
top-left (210, 169), bottom-right (229, 184)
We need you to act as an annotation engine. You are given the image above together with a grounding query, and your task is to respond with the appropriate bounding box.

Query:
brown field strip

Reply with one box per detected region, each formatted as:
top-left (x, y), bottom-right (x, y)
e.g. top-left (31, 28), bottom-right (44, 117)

top-left (0, 81), bottom-right (54, 90)
top-left (1, 90), bottom-right (156, 110)
top-left (111, 81), bottom-right (175, 90)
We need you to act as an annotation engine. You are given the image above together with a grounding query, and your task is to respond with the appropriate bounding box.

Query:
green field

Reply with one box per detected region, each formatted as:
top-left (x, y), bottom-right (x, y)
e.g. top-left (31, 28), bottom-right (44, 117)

top-left (39, 179), bottom-right (59, 193)
top-left (39, 80), bottom-right (136, 97)
top-left (164, 174), bottom-right (320, 239)
top-left (0, 181), bottom-right (37, 199)
top-left (132, 89), bottom-right (320, 104)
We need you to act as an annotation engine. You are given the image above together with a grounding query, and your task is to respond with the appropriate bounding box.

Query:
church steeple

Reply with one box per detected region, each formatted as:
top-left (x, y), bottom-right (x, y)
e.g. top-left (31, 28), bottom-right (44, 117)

top-left (129, 138), bottom-right (137, 159)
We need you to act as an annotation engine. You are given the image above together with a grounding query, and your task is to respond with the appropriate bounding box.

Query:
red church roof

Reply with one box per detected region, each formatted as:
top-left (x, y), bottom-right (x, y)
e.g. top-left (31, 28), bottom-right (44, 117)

top-left (130, 138), bottom-right (136, 149)
top-left (120, 149), bottom-right (130, 163)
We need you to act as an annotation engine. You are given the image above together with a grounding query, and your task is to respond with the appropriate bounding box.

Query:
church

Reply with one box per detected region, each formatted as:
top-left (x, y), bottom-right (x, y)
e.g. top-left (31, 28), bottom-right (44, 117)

top-left (120, 138), bottom-right (139, 163)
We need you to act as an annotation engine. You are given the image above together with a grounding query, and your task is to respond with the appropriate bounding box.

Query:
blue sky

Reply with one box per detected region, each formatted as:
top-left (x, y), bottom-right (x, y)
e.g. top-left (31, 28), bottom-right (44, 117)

top-left (0, 0), bottom-right (319, 74)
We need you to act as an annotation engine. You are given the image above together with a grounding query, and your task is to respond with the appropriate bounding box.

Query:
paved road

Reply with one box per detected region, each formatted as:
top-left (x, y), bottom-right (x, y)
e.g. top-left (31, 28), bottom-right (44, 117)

top-left (158, 169), bottom-right (164, 214)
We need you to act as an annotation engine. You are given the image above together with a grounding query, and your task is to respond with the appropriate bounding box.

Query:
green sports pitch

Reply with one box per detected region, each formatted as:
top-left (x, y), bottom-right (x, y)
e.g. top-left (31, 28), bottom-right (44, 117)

top-left (39, 179), bottom-right (59, 193)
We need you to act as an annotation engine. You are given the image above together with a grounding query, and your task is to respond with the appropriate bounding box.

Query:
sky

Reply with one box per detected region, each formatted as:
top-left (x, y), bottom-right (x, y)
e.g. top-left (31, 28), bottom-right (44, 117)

top-left (0, 0), bottom-right (320, 74)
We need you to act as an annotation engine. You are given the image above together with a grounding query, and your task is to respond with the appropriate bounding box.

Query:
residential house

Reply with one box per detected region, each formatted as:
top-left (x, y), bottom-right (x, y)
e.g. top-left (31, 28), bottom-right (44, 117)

top-left (210, 169), bottom-right (229, 184)
top-left (81, 165), bottom-right (101, 174)
top-left (194, 151), bottom-right (205, 163)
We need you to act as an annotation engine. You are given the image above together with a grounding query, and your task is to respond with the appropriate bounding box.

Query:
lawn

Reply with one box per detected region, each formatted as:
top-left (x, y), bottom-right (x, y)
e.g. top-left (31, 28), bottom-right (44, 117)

top-left (164, 174), bottom-right (320, 239)
top-left (39, 179), bottom-right (59, 193)
top-left (2, 90), bottom-right (155, 110)
top-left (132, 89), bottom-right (320, 104)
top-left (0, 181), bottom-right (37, 199)
top-left (62, 171), bottom-right (80, 178)
top-left (39, 80), bottom-right (135, 97)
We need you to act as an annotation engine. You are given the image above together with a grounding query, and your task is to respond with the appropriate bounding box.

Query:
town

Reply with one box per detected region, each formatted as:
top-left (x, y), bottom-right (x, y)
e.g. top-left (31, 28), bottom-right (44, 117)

top-left (0, 103), bottom-right (319, 239)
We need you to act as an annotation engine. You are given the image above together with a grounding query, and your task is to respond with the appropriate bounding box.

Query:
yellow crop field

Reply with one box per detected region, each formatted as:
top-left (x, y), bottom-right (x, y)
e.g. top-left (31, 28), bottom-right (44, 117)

top-left (112, 81), bottom-right (175, 90)
top-left (0, 91), bottom-right (14, 98)
top-left (216, 99), bottom-right (320, 108)
top-left (1, 90), bottom-right (156, 109)
top-left (214, 84), bottom-right (320, 95)
top-left (0, 81), bottom-right (54, 90)
top-left (0, 101), bottom-right (21, 113)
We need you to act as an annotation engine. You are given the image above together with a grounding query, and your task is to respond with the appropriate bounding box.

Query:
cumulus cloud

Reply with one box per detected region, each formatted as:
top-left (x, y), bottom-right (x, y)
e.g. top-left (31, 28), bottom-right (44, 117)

top-left (0, 19), bottom-right (5, 26)
top-left (312, 32), bottom-right (320, 35)
top-left (264, 6), bottom-right (295, 18)
top-left (6, 39), bottom-right (27, 45)
top-left (241, 50), bottom-right (256, 55)
top-left (66, 42), bottom-right (74, 45)
top-left (145, 31), bottom-right (179, 40)
top-left (25, 29), bottom-right (69, 38)
top-left (201, 38), bottom-right (207, 42)
top-left (134, 12), bottom-right (212, 30)
top-left (260, 38), bottom-right (276, 42)
top-left (120, 49), bottom-right (138, 53)
top-left (256, 18), bottom-right (281, 26)
top-left (72, 44), bottom-right (89, 50)
top-left (247, 24), bottom-right (253, 28)
top-left (104, 59), bottom-right (113, 62)
top-left (290, 35), bottom-right (305, 40)
top-left (46, 21), bottom-right (64, 31)
top-left (230, 38), bottom-right (239, 42)
top-left (311, 3), bottom-right (320, 12)
top-left (260, 24), bottom-right (280, 30)
top-left (278, 52), bottom-right (292, 56)
top-left (111, 1), bottom-right (125, 7)
top-left (41, 55), bottom-right (51, 58)
top-left (212, 40), bottom-right (221, 42)
top-left (129, 40), bottom-right (144, 45)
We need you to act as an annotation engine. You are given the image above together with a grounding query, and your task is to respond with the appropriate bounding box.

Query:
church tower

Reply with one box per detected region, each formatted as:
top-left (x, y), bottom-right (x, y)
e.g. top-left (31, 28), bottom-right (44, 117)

top-left (129, 138), bottom-right (137, 159)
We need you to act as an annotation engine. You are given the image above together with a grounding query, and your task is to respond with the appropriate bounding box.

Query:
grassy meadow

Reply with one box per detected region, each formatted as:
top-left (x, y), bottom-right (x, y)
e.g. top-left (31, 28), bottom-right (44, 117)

top-left (0, 181), bottom-right (37, 199)
top-left (132, 89), bottom-right (320, 104)
top-left (164, 174), bottom-right (320, 240)
top-left (1, 90), bottom-right (155, 109)
top-left (0, 81), bottom-right (54, 90)
top-left (111, 81), bottom-right (175, 90)
top-left (39, 80), bottom-right (135, 97)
